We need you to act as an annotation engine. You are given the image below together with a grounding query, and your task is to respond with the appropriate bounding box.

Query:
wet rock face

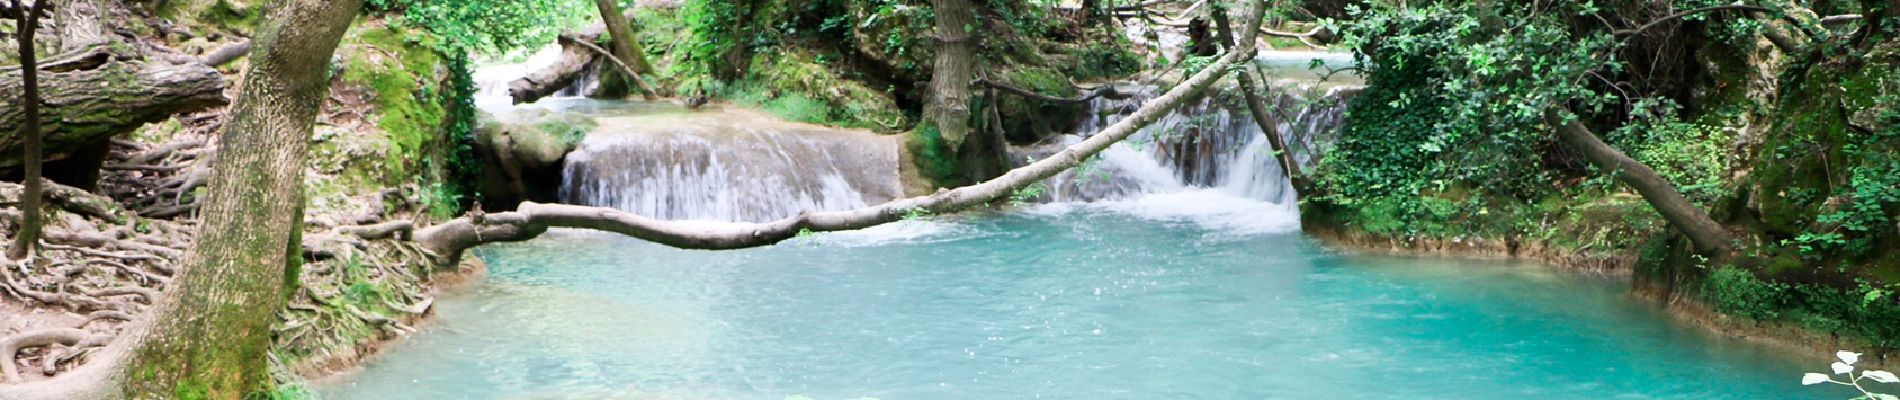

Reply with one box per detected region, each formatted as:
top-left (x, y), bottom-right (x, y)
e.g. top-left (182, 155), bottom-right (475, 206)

top-left (474, 109), bottom-right (594, 210)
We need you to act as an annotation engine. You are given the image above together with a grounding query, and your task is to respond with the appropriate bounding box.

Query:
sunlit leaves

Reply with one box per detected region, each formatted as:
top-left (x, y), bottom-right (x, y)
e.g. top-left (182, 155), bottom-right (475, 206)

top-left (368, 0), bottom-right (592, 55)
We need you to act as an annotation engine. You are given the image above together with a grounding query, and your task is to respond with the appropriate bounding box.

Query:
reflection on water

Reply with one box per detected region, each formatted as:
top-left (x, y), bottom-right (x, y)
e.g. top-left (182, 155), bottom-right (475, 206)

top-left (320, 206), bottom-right (1842, 399)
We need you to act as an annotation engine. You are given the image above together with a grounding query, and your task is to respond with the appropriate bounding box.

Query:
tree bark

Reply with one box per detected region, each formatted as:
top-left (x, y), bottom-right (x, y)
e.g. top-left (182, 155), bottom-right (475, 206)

top-left (53, 0), bottom-right (108, 52)
top-left (412, 0), bottom-right (1273, 261)
top-left (566, 31), bottom-right (661, 101)
top-left (0, 49), bottom-right (227, 170)
top-left (7, 0), bottom-right (46, 261)
top-left (593, 0), bottom-right (653, 75)
top-left (924, 0), bottom-right (978, 152)
top-left (509, 32), bottom-right (603, 104)
top-left (1546, 108), bottom-right (1734, 257)
top-left (591, 0), bottom-right (659, 100)
top-left (114, 0), bottom-right (363, 397)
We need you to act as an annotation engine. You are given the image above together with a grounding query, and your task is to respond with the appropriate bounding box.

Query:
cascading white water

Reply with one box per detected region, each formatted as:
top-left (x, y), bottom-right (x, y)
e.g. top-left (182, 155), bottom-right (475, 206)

top-left (472, 44), bottom-right (568, 113)
top-left (471, 47), bottom-right (904, 224)
top-left (558, 110), bottom-right (904, 223)
top-left (1022, 78), bottom-right (1357, 206)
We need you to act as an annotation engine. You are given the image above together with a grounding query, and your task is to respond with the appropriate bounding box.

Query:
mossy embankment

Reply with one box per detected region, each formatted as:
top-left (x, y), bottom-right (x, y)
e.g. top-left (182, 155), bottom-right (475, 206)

top-left (277, 20), bottom-right (486, 379)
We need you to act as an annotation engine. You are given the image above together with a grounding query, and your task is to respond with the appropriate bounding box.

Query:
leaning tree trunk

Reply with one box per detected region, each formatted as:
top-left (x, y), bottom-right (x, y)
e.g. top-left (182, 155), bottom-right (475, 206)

top-left (114, 0), bottom-right (363, 397)
top-left (1212, 6), bottom-right (1310, 194)
top-left (591, 0), bottom-right (658, 100)
top-left (7, 0), bottom-right (46, 261)
top-left (1546, 109), bottom-right (1734, 257)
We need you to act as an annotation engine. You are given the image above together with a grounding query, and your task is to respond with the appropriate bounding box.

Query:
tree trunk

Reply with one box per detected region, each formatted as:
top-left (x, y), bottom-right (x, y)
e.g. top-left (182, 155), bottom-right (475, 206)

top-left (922, 0), bottom-right (981, 183)
top-left (413, 0), bottom-right (1274, 261)
top-left (115, 0), bottom-right (362, 397)
top-left (1546, 108), bottom-right (1734, 257)
top-left (7, 0), bottom-right (45, 261)
top-left (919, 0), bottom-right (995, 184)
top-left (591, 0), bottom-right (658, 100)
top-left (1212, 5), bottom-right (1310, 194)
top-left (593, 0), bottom-right (653, 75)
top-left (0, 50), bottom-right (227, 170)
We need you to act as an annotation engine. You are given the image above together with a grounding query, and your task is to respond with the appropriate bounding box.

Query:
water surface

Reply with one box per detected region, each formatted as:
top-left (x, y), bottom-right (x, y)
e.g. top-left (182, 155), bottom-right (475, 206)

top-left (319, 204), bottom-right (1836, 399)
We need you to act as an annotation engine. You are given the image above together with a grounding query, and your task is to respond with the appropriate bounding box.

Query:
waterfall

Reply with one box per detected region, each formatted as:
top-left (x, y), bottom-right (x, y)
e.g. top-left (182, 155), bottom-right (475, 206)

top-left (558, 110), bottom-right (905, 223)
top-left (1020, 79), bottom-right (1358, 205)
top-left (473, 48), bottom-right (902, 224)
top-left (472, 44), bottom-right (568, 113)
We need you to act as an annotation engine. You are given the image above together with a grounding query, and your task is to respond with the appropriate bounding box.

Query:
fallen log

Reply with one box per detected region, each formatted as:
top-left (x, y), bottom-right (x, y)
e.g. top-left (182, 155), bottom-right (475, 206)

top-left (507, 32), bottom-right (603, 104)
top-left (0, 48), bottom-right (228, 170)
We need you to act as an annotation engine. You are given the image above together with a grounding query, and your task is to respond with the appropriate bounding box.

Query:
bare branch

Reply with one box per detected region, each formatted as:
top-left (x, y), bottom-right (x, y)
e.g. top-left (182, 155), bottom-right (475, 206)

top-left (1615, 5), bottom-right (1773, 37)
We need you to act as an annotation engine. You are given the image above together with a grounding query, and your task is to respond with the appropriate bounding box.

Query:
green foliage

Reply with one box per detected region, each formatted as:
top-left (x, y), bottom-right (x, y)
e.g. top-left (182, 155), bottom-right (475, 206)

top-left (724, 51), bottom-right (909, 129)
top-left (444, 50), bottom-right (482, 208)
top-left (1326, 1), bottom-right (1612, 197)
top-left (674, 0), bottom-right (768, 82)
top-left (1704, 266), bottom-right (1790, 320)
top-left (901, 206), bottom-right (934, 220)
top-left (1008, 182), bottom-right (1049, 206)
top-left (367, 0), bottom-right (591, 55)
top-left (420, 181), bottom-right (464, 220)
top-left (1606, 98), bottom-right (1735, 205)
top-left (1762, 62), bottom-right (1900, 260)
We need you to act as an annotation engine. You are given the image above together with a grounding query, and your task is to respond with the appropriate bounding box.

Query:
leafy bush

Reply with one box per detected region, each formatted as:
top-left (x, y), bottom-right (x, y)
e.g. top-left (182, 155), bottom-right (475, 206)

top-left (1703, 266), bottom-right (1789, 320)
top-left (1608, 98), bottom-right (1735, 205)
top-left (367, 0), bottom-right (591, 55)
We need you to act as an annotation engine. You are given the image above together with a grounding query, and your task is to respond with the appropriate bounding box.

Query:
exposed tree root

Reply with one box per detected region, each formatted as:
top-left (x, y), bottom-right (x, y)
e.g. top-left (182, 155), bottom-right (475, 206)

top-left (0, 328), bottom-right (107, 383)
top-left (0, 181), bottom-right (125, 224)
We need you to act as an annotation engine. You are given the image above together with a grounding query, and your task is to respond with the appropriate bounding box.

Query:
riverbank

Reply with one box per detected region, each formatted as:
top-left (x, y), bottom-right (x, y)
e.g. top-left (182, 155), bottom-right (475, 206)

top-left (287, 257), bottom-right (488, 380)
top-left (1307, 224), bottom-right (1896, 371)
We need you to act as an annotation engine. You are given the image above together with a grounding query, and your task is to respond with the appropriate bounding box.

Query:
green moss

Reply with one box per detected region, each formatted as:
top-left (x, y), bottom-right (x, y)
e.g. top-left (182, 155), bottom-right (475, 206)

top-left (200, 0), bottom-right (262, 32)
top-left (321, 23), bottom-right (474, 219)
top-left (728, 51), bottom-right (908, 130)
top-left (907, 123), bottom-right (960, 186)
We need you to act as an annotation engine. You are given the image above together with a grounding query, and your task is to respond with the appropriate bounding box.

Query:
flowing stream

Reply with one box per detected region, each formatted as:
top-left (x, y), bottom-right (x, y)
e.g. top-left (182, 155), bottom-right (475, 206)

top-left (317, 54), bottom-right (1846, 399)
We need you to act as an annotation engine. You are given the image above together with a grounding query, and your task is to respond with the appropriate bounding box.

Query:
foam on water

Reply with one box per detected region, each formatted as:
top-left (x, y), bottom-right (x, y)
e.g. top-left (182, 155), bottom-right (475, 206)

top-left (1029, 189), bottom-right (1301, 235)
top-left (796, 219), bottom-right (974, 248)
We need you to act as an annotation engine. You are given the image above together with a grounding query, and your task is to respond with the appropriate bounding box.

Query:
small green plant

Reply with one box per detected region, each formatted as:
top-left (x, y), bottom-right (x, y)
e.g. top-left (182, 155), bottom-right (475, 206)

top-left (1802, 351), bottom-right (1897, 399)
top-left (1008, 182), bottom-right (1049, 206)
top-left (901, 207), bottom-right (933, 220)
top-left (795, 228), bottom-right (816, 238)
